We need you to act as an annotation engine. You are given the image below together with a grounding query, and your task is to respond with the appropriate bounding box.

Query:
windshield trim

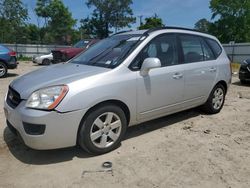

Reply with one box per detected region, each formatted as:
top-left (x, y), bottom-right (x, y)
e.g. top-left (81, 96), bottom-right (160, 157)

top-left (69, 34), bottom-right (148, 69)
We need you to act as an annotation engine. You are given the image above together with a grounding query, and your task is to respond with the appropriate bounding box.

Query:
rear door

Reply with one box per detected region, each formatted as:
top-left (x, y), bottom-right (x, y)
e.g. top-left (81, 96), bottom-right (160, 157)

top-left (178, 34), bottom-right (218, 106)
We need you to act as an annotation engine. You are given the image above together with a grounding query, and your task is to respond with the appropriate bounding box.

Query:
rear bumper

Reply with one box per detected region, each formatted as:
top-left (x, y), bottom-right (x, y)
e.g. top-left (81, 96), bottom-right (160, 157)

top-left (6, 56), bottom-right (17, 69)
top-left (4, 100), bottom-right (87, 150)
top-left (7, 63), bottom-right (17, 69)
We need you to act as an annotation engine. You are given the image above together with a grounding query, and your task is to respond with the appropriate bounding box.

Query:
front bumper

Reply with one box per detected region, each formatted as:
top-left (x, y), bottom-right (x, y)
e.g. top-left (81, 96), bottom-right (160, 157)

top-left (239, 69), bottom-right (250, 81)
top-left (32, 57), bottom-right (42, 64)
top-left (4, 100), bottom-right (86, 150)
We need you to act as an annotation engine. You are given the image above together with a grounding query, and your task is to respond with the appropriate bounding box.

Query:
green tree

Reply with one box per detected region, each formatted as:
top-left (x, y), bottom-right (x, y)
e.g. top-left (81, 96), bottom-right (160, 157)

top-left (138, 15), bottom-right (165, 30)
top-left (25, 24), bottom-right (40, 43)
top-left (80, 13), bottom-right (107, 39)
top-left (0, 0), bottom-right (28, 43)
top-left (47, 0), bottom-right (76, 44)
top-left (209, 0), bottom-right (250, 43)
top-left (81, 0), bottom-right (136, 39)
top-left (35, 0), bottom-right (76, 44)
top-left (194, 18), bottom-right (211, 33)
top-left (35, 0), bottom-right (51, 27)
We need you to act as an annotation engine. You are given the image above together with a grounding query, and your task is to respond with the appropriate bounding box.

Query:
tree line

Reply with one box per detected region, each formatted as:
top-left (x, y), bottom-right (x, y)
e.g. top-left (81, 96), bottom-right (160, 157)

top-left (194, 0), bottom-right (250, 43)
top-left (0, 0), bottom-right (249, 45)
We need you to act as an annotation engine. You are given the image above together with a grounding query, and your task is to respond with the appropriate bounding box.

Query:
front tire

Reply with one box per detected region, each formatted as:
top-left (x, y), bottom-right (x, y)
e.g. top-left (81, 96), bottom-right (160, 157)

top-left (202, 84), bottom-right (226, 114)
top-left (42, 59), bottom-right (51, 65)
top-left (78, 105), bottom-right (127, 154)
top-left (0, 62), bottom-right (7, 78)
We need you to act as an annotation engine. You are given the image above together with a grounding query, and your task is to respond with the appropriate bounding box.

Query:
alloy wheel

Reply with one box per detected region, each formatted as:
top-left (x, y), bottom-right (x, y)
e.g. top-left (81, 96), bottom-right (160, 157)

top-left (0, 64), bottom-right (6, 77)
top-left (212, 88), bottom-right (224, 110)
top-left (90, 112), bottom-right (122, 148)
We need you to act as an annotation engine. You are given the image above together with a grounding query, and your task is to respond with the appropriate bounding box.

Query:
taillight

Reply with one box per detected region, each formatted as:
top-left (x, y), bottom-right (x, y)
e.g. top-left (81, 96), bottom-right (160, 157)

top-left (8, 51), bottom-right (16, 56)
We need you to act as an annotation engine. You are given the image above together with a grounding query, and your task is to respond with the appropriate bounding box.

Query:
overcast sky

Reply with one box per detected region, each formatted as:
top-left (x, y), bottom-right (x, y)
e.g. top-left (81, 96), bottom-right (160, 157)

top-left (22, 0), bottom-right (212, 29)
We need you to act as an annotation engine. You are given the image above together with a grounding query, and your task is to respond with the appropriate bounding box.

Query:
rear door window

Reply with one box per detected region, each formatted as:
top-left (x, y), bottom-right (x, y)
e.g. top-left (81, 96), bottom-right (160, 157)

top-left (179, 35), bottom-right (204, 63)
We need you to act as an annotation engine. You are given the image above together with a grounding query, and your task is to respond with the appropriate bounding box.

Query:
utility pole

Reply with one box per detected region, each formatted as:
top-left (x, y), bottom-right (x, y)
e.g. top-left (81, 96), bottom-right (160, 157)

top-left (138, 15), bottom-right (143, 27)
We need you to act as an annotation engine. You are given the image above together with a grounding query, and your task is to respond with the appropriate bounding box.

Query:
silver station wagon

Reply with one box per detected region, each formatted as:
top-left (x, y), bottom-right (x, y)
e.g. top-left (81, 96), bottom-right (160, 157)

top-left (4, 27), bottom-right (231, 154)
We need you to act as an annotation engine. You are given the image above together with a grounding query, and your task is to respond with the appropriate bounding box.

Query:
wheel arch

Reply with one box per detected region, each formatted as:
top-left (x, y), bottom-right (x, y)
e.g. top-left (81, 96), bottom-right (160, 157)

top-left (0, 58), bottom-right (7, 65)
top-left (42, 58), bottom-right (50, 64)
top-left (76, 99), bottom-right (131, 141)
top-left (216, 80), bottom-right (228, 94)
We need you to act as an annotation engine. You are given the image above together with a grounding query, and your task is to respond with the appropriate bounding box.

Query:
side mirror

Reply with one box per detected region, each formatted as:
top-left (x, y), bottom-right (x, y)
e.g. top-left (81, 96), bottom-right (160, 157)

top-left (140, 58), bottom-right (161, 76)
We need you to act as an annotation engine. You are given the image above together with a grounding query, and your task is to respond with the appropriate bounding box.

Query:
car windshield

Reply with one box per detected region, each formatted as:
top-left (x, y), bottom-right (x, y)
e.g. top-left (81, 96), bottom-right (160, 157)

top-left (70, 34), bottom-right (144, 68)
top-left (74, 40), bottom-right (90, 48)
top-left (245, 59), bottom-right (250, 64)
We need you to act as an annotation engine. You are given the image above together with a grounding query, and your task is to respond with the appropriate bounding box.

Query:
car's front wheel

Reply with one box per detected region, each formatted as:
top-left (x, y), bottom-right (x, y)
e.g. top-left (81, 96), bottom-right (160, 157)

top-left (78, 104), bottom-right (127, 154)
top-left (0, 62), bottom-right (7, 78)
top-left (42, 59), bottom-right (51, 65)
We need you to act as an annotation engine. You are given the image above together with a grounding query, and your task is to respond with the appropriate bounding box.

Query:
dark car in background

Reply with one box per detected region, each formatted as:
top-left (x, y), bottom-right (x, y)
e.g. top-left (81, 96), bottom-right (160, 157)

top-left (0, 44), bottom-right (18, 78)
top-left (51, 39), bottom-right (99, 64)
top-left (239, 59), bottom-right (250, 84)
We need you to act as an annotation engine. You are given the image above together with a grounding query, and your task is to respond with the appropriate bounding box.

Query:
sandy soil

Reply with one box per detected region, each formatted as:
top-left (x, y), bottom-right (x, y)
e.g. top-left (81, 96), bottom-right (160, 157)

top-left (0, 62), bottom-right (250, 188)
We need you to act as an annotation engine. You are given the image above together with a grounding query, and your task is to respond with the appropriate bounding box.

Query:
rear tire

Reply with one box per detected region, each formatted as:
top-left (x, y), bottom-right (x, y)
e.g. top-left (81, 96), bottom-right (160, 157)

top-left (0, 62), bottom-right (7, 78)
top-left (202, 84), bottom-right (226, 114)
top-left (78, 104), bottom-right (127, 155)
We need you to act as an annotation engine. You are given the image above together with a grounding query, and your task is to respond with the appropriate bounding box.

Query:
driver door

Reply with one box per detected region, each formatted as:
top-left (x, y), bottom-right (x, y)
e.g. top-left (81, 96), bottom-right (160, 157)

top-left (130, 34), bottom-right (185, 121)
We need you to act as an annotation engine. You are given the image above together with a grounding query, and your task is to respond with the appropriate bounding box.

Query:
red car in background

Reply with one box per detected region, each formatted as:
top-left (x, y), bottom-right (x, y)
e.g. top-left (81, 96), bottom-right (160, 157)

top-left (52, 39), bottom-right (99, 63)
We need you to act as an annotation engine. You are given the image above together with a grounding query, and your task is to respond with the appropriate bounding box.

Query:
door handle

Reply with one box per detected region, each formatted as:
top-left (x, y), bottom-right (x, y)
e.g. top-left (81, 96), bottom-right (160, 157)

top-left (209, 67), bottom-right (217, 72)
top-left (173, 73), bottom-right (183, 79)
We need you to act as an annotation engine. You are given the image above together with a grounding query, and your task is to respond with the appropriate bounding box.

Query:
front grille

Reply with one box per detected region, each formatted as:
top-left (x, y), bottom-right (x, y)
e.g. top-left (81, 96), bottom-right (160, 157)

top-left (6, 87), bottom-right (22, 109)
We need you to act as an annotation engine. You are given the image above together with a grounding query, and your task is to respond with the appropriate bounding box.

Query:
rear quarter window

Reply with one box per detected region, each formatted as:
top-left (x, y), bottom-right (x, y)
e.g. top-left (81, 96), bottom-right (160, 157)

top-left (206, 39), bottom-right (222, 58)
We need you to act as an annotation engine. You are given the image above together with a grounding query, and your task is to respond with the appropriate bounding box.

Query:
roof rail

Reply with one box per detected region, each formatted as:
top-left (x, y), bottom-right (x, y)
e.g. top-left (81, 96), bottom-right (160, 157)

top-left (144, 26), bottom-right (208, 35)
top-left (111, 30), bottom-right (133, 37)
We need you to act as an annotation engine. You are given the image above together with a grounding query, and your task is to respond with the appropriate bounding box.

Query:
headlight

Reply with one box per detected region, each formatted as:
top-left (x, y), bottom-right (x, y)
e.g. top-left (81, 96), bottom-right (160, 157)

top-left (26, 85), bottom-right (69, 110)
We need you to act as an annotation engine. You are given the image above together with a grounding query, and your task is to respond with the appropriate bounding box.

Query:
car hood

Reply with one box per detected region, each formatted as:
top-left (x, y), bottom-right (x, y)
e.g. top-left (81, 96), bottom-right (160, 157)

top-left (10, 63), bottom-right (110, 99)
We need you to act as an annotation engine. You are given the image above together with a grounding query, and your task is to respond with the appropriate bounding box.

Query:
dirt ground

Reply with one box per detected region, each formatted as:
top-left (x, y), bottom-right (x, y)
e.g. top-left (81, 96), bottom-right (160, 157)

top-left (0, 62), bottom-right (250, 188)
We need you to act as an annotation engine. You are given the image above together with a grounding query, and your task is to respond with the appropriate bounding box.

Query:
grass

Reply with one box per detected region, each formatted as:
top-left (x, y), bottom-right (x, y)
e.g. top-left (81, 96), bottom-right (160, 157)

top-left (17, 56), bottom-right (33, 61)
top-left (231, 62), bottom-right (241, 73)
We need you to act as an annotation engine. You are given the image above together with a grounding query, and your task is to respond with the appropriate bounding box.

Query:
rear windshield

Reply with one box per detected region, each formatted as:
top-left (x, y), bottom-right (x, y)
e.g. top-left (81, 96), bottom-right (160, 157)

top-left (0, 44), bottom-right (9, 51)
top-left (70, 34), bottom-right (144, 69)
top-left (245, 59), bottom-right (250, 64)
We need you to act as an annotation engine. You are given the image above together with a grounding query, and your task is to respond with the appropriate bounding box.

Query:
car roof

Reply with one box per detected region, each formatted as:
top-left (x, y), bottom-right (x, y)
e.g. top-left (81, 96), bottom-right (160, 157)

top-left (116, 27), bottom-right (216, 40)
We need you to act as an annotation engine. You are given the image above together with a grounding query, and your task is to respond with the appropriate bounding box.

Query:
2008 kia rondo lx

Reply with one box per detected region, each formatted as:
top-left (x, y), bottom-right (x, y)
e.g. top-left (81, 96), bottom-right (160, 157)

top-left (4, 27), bottom-right (231, 154)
